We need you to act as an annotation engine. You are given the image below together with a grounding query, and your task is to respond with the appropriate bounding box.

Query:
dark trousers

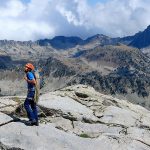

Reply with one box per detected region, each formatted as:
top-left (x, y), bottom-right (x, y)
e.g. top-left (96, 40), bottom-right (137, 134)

top-left (24, 91), bottom-right (38, 121)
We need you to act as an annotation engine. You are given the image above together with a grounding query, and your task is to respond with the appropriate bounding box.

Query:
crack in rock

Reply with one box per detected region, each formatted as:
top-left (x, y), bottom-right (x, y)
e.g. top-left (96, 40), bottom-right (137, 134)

top-left (0, 120), bottom-right (14, 127)
top-left (0, 142), bottom-right (24, 150)
top-left (135, 139), bottom-right (150, 148)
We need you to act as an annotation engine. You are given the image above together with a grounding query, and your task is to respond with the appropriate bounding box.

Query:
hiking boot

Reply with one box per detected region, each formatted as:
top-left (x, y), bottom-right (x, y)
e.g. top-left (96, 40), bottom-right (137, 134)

top-left (35, 121), bottom-right (39, 126)
top-left (25, 120), bottom-right (34, 126)
top-left (25, 119), bottom-right (38, 126)
top-left (31, 120), bottom-right (39, 126)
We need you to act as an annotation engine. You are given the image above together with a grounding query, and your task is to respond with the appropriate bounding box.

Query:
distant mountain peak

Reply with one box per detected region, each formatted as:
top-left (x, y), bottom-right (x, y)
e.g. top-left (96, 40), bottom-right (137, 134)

top-left (86, 34), bottom-right (109, 40)
top-left (93, 34), bottom-right (108, 38)
top-left (129, 24), bottom-right (150, 49)
top-left (146, 25), bottom-right (150, 30)
top-left (37, 36), bottom-right (84, 49)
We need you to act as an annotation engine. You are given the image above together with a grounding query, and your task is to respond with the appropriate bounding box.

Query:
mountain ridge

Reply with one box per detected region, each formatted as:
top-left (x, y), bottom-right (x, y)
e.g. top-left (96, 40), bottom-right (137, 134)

top-left (0, 25), bottom-right (150, 51)
top-left (0, 25), bottom-right (150, 110)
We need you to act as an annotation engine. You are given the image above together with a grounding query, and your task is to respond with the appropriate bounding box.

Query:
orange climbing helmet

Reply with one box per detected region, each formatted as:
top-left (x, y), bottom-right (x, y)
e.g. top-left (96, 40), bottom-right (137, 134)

top-left (25, 63), bottom-right (35, 70)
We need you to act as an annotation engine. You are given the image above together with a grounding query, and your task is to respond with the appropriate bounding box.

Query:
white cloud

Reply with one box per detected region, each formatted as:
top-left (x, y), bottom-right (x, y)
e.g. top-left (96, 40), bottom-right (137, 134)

top-left (0, 0), bottom-right (150, 40)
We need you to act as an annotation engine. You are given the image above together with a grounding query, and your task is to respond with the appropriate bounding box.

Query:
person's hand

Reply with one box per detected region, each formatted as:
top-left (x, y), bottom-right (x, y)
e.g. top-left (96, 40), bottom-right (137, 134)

top-left (24, 76), bottom-right (27, 81)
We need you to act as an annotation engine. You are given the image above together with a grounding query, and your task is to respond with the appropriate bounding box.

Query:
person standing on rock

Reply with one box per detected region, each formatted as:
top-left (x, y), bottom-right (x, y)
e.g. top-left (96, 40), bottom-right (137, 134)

top-left (24, 63), bottom-right (39, 126)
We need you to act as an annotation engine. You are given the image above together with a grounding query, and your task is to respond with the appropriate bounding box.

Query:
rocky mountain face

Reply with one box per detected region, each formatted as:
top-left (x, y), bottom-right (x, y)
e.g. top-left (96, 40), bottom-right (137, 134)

top-left (0, 27), bottom-right (150, 149)
top-left (122, 25), bottom-right (150, 57)
top-left (36, 25), bottom-right (150, 51)
top-left (0, 39), bottom-right (56, 63)
top-left (37, 44), bottom-right (150, 109)
top-left (0, 26), bottom-right (150, 107)
top-left (1, 85), bottom-right (150, 150)
top-left (129, 25), bottom-right (150, 49)
top-left (0, 39), bottom-right (150, 109)
top-left (0, 55), bottom-right (12, 69)
top-left (38, 36), bottom-right (84, 49)
top-left (0, 24), bottom-right (150, 59)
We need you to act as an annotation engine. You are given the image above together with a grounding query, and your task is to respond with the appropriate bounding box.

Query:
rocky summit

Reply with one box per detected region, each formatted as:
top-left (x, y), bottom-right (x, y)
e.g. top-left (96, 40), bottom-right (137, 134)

top-left (0, 84), bottom-right (150, 150)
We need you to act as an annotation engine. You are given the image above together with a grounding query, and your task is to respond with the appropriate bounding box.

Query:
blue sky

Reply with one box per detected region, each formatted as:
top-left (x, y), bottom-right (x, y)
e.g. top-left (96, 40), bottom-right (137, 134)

top-left (21, 0), bottom-right (107, 5)
top-left (87, 0), bottom-right (107, 5)
top-left (21, 0), bottom-right (30, 3)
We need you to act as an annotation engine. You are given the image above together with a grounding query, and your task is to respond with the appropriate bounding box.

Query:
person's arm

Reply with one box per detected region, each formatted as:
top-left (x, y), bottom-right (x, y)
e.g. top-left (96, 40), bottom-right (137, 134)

top-left (24, 77), bottom-right (36, 85)
top-left (24, 72), bottom-right (36, 85)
